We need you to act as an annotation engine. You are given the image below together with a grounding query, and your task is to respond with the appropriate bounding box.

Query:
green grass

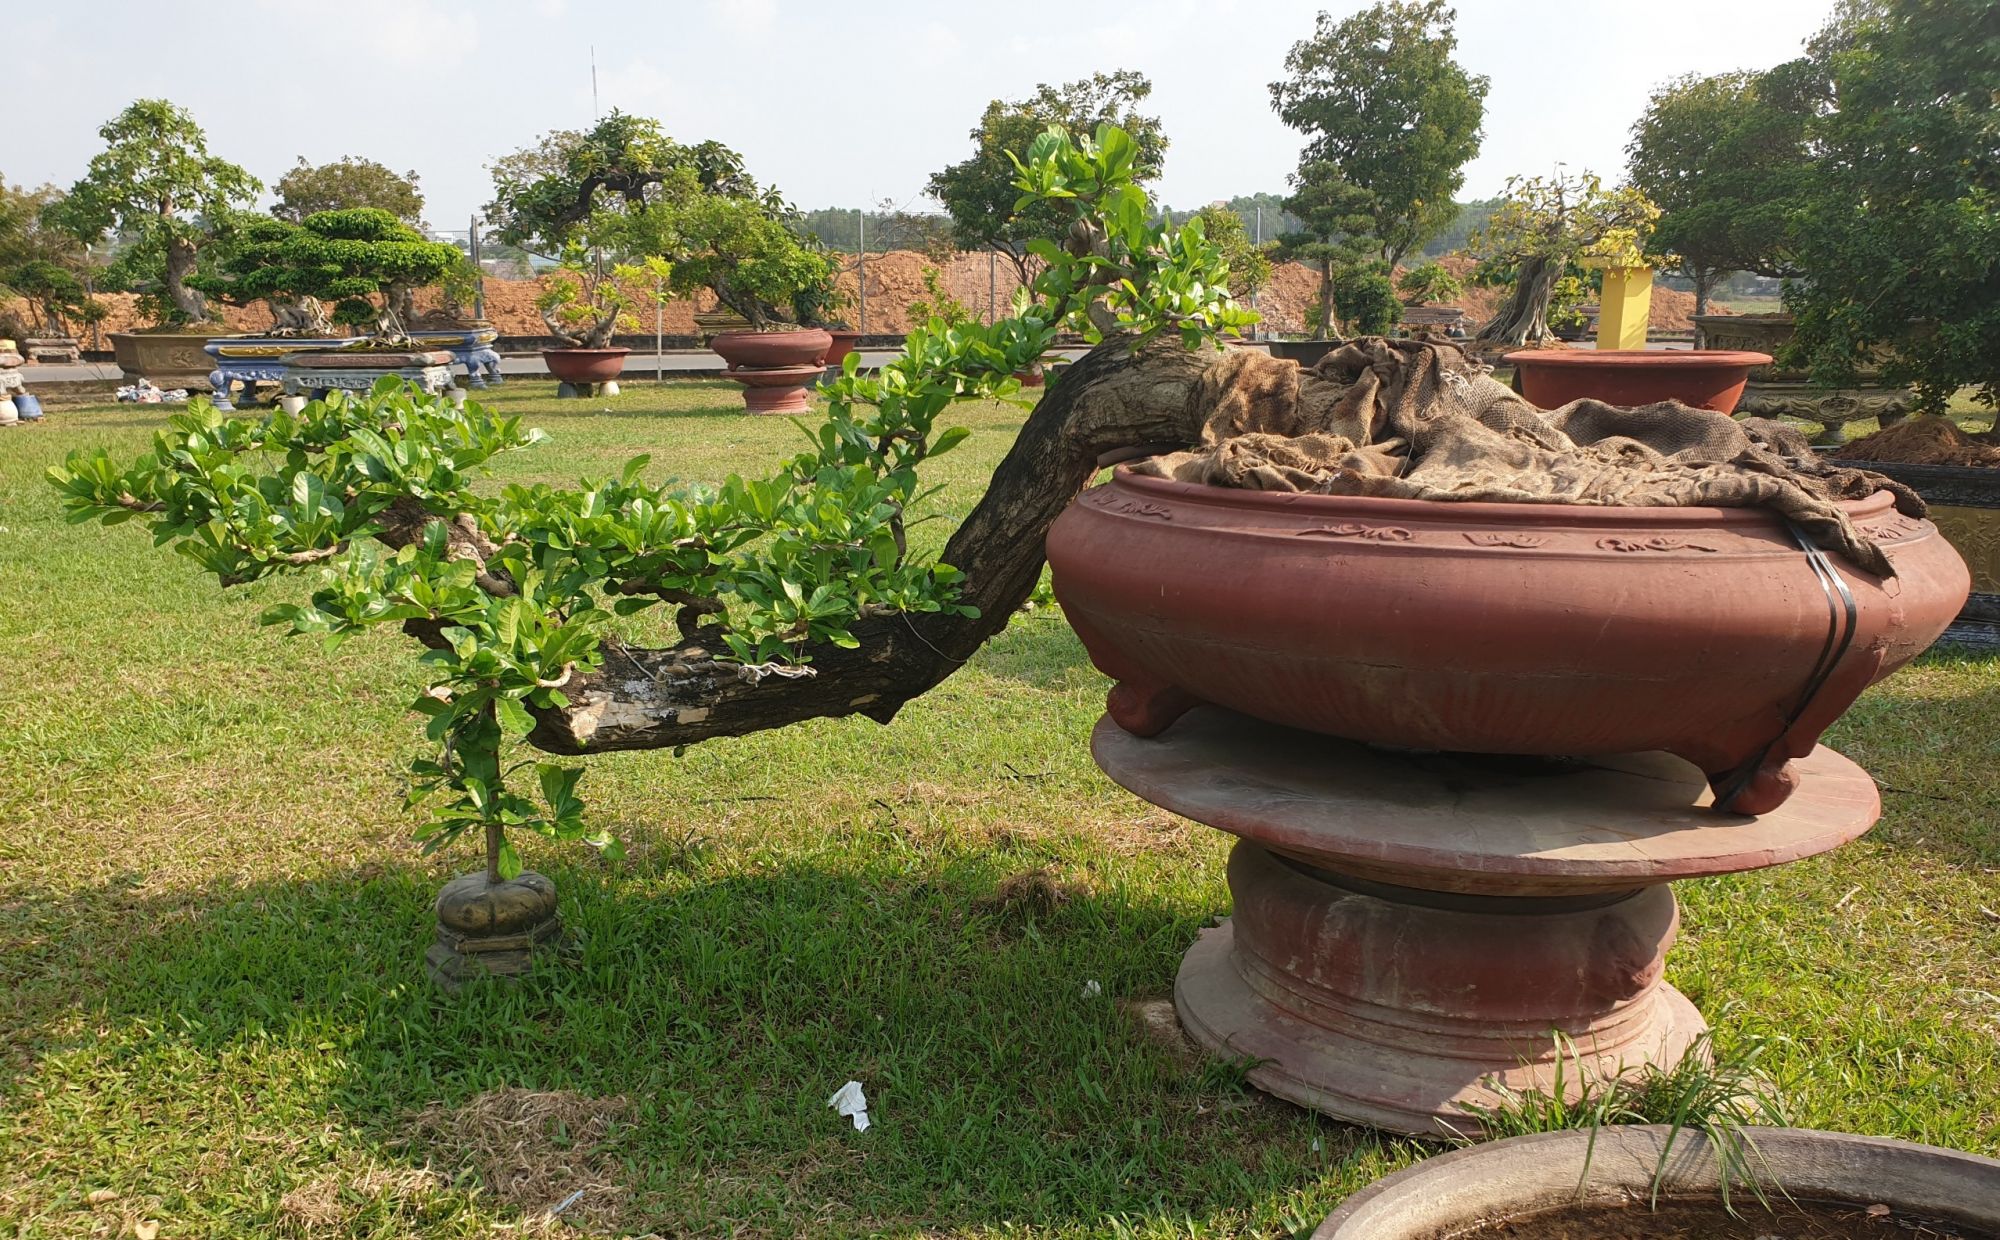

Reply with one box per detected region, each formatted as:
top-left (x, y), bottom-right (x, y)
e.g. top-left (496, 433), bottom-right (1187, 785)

top-left (1, 381), bottom-right (1996, 1238)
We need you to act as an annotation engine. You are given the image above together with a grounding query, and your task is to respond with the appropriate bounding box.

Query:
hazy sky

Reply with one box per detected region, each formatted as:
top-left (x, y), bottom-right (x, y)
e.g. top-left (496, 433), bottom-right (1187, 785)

top-left (13, 0), bottom-right (1838, 236)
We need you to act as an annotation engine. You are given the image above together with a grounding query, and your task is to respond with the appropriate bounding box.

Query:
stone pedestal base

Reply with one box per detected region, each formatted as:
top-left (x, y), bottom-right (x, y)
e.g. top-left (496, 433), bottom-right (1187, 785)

top-left (1737, 380), bottom-right (1914, 443)
top-left (1091, 708), bottom-right (1881, 1137)
top-left (423, 870), bottom-right (562, 991)
top-left (1175, 843), bottom-right (1704, 1136)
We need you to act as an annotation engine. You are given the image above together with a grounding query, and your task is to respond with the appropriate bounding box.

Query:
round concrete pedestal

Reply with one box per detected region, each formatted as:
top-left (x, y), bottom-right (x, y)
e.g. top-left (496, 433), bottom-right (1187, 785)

top-left (1092, 709), bottom-right (1880, 1137)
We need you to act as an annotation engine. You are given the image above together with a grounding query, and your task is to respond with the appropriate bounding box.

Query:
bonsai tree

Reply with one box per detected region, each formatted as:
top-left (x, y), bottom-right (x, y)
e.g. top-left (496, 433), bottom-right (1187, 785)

top-left (1625, 71), bottom-right (1813, 315)
top-left (190, 208), bottom-right (464, 339)
top-left (42, 99), bottom-right (259, 326)
top-left (273, 156), bottom-right (426, 227)
top-left (1269, 0), bottom-right (1489, 267)
top-left (1190, 205), bottom-right (1275, 302)
top-left (928, 71), bottom-right (1168, 285)
top-left (630, 189), bottom-right (836, 330)
top-left (2, 259), bottom-right (107, 339)
top-left (1467, 172), bottom-right (1659, 348)
top-left (1397, 261), bottom-right (1462, 306)
top-left (48, 124), bottom-right (1254, 925)
top-left (1275, 160), bottom-right (1379, 336)
top-left (0, 180), bottom-right (104, 338)
top-left (1333, 265), bottom-right (1403, 336)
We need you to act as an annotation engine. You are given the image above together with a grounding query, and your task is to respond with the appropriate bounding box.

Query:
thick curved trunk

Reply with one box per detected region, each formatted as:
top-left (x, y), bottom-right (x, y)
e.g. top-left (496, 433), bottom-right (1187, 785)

top-left (525, 338), bottom-right (1220, 754)
top-left (1473, 254), bottom-right (1558, 349)
top-left (164, 236), bottom-right (207, 322)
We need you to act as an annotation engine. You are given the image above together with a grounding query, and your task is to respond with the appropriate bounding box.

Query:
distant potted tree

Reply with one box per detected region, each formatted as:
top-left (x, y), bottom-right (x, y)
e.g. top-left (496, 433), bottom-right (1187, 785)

top-left (43, 99), bottom-right (259, 388)
top-left (0, 181), bottom-right (103, 363)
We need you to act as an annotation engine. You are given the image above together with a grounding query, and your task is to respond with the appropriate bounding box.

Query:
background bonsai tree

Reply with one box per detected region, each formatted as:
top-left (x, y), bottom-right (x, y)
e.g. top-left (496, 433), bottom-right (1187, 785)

top-left (928, 71), bottom-right (1168, 286)
top-left (42, 99), bottom-right (259, 326)
top-left (1468, 171), bottom-right (1660, 348)
top-left (273, 156), bottom-right (426, 227)
top-left (1268, 0), bottom-right (1488, 268)
top-left (1275, 160), bottom-right (1379, 336)
top-left (49, 123), bottom-right (1253, 901)
top-left (1777, 0), bottom-right (1998, 412)
top-left (190, 208), bottom-right (464, 339)
top-left (1189, 204), bottom-right (1275, 303)
top-left (1624, 70), bottom-right (1812, 316)
top-left (1397, 260), bottom-right (1463, 306)
top-left (0, 180), bottom-right (104, 338)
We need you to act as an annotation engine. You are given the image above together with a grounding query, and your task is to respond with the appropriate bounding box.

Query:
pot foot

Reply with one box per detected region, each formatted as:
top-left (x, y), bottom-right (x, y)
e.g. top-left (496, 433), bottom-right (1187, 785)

top-left (1106, 679), bottom-right (1201, 737)
top-left (1708, 755), bottom-right (1800, 815)
top-left (424, 870), bottom-right (562, 992)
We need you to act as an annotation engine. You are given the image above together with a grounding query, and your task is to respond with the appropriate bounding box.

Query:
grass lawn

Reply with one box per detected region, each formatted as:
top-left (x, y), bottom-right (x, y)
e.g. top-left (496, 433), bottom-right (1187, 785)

top-left (1, 380), bottom-right (1996, 1238)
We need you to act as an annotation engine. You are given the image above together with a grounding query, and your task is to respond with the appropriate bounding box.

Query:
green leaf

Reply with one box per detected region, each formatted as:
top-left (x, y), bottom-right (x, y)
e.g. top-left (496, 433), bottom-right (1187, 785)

top-left (495, 839), bottom-right (523, 881)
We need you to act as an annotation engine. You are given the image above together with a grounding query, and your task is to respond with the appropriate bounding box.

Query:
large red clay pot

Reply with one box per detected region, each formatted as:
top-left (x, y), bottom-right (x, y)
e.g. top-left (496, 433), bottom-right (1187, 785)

top-left (820, 330), bottom-right (861, 369)
top-left (1505, 348), bottom-right (1773, 412)
top-left (724, 362), bottom-right (823, 414)
top-left (710, 328), bottom-right (832, 370)
top-left (542, 347), bottom-right (630, 385)
top-left (1046, 468), bottom-right (1968, 814)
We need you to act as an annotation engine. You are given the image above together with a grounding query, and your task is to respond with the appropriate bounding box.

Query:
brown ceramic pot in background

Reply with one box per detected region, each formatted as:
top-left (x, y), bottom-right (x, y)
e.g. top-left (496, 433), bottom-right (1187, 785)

top-left (820, 330), bottom-right (861, 369)
top-left (710, 329), bottom-right (832, 370)
top-left (1505, 348), bottom-right (1773, 412)
top-left (541, 348), bottom-right (630, 385)
top-left (1046, 468), bottom-right (1968, 814)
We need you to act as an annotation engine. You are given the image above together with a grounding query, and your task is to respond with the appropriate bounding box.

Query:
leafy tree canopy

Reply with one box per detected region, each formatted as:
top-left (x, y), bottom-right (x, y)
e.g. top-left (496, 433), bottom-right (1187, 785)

top-left (1275, 160), bottom-right (1381, 335)
top-left (190, 208), bottom-right (464, 336)
top-left (1468, 171), bottom-right (1659, 347)
top-left (927, 71), bottom-right (1168, 282)
top-left (41, 99), bottom-right (259, 324)
top-left (1397, 260), bottom-right (1462, 305)
top-left (1189, 204), bottom-right (1274, 299)
top-left (0, 179), bottom-right (103, 336)
top-left (1780, 0), bottom-right (2000, 410)
top-left (274, 157), bottom-right (426, 228)
top-left (1624, 70), bottom-right (1813, 310)
top-left (1269, 0), bottom-right (1488, 266)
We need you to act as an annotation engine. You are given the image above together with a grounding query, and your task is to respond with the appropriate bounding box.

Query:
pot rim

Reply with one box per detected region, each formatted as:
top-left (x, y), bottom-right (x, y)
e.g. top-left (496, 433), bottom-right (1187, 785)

top-left (539, 347), bottom-right (632, 358)
top-left (1106, 465), bottom-right (1895, 528)
top-left (1315, 1124), bottom-right (2000, 1238)
top-left (1503, 348), bottom-right (1774, 369)
top-left (711, 327), bottom-right (832, 340)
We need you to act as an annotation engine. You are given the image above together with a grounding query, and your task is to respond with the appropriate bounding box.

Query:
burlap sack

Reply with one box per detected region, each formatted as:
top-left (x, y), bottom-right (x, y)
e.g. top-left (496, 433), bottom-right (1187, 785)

top-left (1131, 338), bottom-right (1918, 575)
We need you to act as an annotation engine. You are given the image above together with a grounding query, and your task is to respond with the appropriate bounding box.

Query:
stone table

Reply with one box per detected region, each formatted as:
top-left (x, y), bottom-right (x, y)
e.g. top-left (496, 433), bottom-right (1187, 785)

top-left (279, 349), bottom-right (455, 401)
top-left (1092, 707), bottom-right (1880, 1136)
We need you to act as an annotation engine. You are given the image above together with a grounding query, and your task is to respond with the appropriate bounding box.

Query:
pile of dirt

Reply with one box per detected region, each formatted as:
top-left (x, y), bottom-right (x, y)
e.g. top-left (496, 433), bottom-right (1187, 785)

top-left (1835, 415), bottom-right (2000, 467)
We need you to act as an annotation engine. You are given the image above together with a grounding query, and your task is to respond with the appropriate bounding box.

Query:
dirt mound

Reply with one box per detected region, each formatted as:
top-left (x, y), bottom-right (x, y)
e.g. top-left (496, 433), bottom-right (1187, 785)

top-left (1835, 415), bottom-right (2000, 467)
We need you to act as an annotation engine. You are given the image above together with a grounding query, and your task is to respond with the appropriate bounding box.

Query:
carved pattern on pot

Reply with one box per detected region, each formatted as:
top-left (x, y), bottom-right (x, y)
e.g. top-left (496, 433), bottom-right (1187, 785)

top-left (1296, 523), bottom-right (1415, 541)
top-left (1463, 532), bottom-right (1550, 549)
top-left (1082, 490), bottom-right (1174, 520)
top-left (1597, 536), bottom-right (1721, 554)
top-left (1858, 514), bottom-right (1927, 541)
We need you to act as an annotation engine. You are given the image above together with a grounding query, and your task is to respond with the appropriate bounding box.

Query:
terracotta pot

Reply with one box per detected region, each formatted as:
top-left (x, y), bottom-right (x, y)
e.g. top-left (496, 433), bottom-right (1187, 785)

top-left (109, 331), bottom-right (220, 388)
top-left (1046, 468), bottom-right (1968, 814)
top-left (723, 362), bottom-right (823, 414)
top-left (541, 347), bottom-right (630, 385)
top-left (1314, 1126), bottom-right (2000, 1238)
top-left (710, 328), bottom-right (832, 370)
top-left (820, 330), bottom-right (861, 369)
top-left (1505, 348), bottom-right (1773, 412)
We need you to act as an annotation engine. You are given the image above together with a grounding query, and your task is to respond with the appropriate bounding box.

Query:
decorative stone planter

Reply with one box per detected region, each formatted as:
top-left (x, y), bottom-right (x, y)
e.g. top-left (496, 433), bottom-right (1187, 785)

top-left (279, 350), bottom-right (455, 401)
top-left (110, 331), bottom-right (221, 389)
top-left (1834, 458), bottom-right (2000, 650)
top-left (542, 347), bottom-right (630, 397)
top-left (206, 335), bottom-right (363, 410)
top-left (1505, 348), bottom-right (1772, 413)
top-left (424, 869), bottom-right (563, 992)
top-left (1694, 313), bottom-right (1916, 442)
top-left (410, 322), bottom-right (504, 388)
top-left (1314, 1126), bottom-right (2000, 1238)
top-left (692, 309), bottom-right (755, 342)
top-left (1049, 468), bottom-right (1966, 815)
top-left (19, 336), bottom-right (81, 364)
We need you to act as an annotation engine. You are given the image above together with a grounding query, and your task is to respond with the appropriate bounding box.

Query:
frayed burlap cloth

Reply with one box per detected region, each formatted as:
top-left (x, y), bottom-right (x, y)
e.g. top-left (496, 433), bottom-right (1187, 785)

top-left (1132, 338), bottom-right (1919, 575)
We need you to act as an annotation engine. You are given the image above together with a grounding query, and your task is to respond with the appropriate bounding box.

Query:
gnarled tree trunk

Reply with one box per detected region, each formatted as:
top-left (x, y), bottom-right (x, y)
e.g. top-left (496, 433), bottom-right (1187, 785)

top-left (1473, 254), bottom-right (1558, 350)
top-left (525, 337), bottom-right (1220, 755)
top-left (164, 235), bottom-right (207, 322)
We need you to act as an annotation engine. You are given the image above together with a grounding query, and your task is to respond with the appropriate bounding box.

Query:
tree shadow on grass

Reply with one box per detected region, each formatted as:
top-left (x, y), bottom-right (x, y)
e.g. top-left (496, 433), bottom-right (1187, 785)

top-left (1, 850), bottom-right (1386, 1236)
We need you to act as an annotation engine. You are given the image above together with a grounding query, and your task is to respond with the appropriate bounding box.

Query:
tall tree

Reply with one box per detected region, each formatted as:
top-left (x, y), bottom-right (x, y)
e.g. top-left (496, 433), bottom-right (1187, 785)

top-left (1269, 1), bottom-right (1488, 266)
top-left (1781, 0), bottom-right (2000, 412)
top-left (42, 100), bottom-right (259, 324)
top-left (927, 71), bottom-right (1168, 284)
top-left (1275, 161), bottom-right (1379, 335)
top-left (1624, 71), bottom-right (1813, 316)
top-left (273, 157), bottom-right (426, 227)
top-left (1468, 171), bottom-right (1659, 348)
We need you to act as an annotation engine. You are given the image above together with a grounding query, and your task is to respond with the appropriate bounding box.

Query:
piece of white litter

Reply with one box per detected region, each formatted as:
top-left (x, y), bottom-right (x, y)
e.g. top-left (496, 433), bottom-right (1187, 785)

top-left (1081, 980), bottom-right (1103, 999)
top-left (828, 1079), bottom-right (871, 1131)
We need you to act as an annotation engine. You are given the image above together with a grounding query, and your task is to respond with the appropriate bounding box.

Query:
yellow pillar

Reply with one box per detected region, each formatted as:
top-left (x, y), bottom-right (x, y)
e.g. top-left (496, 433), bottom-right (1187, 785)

top-left (1594, 264), bottom-right (1654, 351)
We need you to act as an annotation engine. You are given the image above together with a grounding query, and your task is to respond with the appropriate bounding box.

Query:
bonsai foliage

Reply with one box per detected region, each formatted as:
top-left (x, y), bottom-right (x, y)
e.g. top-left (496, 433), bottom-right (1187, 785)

top-left (905, 266), bottom-right (976, 331)
top-left (1269, 0), bottom-right (1489, 266)
top-left (273, 156), bottom-right (426, 227)
top-left (42, 99), bottom-right (260, 325)
top-left (1276, 162), bottom-right (1379, 336)
top-left (1333, 266), bottom-right (1403, 336)
top-left (191, 209), bottom-right (465, 338)
top-left (1780, 0), bottom-right (2000, 411)
top-left (1624, 70), bottom-right (1813, 313)
top-left (1468, 173), bottom-right (1660, 348)
top-left (928, 71), bottom-right (1168, 285)
top-left (49, 124), bottom-right (1253, 883)
top-left (1189, 205), bottom-right (1275, 301)
top-left (0, 180), bottom-right (104, 337)
top-left (1396, 261), bottom-right (1462, 306)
